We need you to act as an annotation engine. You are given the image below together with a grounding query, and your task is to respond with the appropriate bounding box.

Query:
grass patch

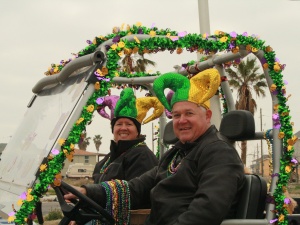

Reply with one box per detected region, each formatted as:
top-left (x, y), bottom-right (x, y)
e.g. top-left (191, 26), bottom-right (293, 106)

top-left (44, 208), bottom-right (63, 221)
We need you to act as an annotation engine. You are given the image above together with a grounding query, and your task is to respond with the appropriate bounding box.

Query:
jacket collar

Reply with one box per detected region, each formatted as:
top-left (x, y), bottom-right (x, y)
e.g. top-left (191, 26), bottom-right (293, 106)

top-left (110, 136), bottom-right (145, 161)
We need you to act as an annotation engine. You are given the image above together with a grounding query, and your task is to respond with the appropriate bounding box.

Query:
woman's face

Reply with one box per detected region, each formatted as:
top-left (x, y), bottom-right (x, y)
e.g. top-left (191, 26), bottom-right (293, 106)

top-left (113, 118), bottom-right (139, 143)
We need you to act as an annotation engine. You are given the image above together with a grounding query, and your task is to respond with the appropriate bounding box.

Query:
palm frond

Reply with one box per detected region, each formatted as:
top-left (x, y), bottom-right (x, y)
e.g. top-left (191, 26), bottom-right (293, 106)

top-left (225, 56), bottom-right (268, 165)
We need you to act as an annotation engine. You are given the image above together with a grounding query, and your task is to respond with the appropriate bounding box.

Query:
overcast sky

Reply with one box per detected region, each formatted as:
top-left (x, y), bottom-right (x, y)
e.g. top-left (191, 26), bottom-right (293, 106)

top-left (1, 0), bottom-right (300, 164)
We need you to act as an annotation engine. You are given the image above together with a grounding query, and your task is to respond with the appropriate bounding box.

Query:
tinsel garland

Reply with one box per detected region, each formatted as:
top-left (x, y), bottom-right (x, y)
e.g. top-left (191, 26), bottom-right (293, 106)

top-left (10, 23), bottom-right (295, 225)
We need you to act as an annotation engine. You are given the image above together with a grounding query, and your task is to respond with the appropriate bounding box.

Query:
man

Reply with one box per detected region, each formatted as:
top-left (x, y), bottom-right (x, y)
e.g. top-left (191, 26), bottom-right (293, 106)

top-left (65, 68), bottom-right (245, 225)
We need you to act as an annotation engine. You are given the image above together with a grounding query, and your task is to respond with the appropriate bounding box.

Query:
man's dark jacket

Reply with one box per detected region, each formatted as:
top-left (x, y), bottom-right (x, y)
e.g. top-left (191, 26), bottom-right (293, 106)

top-left (85, 126), bottom-right (245, 225)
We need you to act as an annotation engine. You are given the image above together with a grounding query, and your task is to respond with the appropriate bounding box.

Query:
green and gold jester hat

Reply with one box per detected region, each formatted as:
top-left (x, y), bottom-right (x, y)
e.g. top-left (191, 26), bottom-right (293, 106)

top-left (153, 68), bottom-right (221, 112)
top-left (111, 88), bottom-right (164, 134)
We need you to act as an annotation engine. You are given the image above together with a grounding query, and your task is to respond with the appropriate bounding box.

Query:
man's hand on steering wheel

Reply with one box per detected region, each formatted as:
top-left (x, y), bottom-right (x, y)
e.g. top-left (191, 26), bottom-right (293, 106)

top-left (64, 186), bottom-right (87, 201)
top-left (52, 181), bottom-right (114, 225)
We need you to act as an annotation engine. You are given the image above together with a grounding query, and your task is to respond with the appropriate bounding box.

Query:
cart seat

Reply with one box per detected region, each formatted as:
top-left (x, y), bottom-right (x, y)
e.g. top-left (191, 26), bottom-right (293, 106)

top-left (219, 110), bottom-right (255, 141)
top-left (236, 174), bottom-right (267, 219)
top-left (220, 110), bottom-right (267, 219)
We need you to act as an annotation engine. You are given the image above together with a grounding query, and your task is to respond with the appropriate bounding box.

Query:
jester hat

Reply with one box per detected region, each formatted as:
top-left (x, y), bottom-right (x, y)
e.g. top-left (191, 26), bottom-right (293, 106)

top-left (99, 88), bottom-right (164, 134)
top-left (153, 68), bottom-right (221, 112)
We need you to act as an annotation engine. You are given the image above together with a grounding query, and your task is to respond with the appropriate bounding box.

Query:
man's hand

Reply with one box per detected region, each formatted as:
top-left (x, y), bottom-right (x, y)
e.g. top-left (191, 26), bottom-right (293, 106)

top-left (63, 186), bottom-right (88, 225)
top-left (64, 186), bottom-right (87, 200)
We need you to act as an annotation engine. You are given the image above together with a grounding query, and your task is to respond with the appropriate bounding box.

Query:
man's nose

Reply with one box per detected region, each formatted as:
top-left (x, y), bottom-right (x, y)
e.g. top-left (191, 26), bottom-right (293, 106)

top-left (178, 115), bottom-right (187, 123)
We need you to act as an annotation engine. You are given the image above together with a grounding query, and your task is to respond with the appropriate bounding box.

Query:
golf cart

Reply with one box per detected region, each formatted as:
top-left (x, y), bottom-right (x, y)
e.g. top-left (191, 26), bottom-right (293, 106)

top-left (0, 24), bottom-right (298, 225)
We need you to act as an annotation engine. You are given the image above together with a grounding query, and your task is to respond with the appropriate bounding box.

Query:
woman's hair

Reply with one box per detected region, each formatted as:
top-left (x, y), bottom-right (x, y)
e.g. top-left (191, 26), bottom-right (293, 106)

top-left (111, 116), bottom-right (141, 135)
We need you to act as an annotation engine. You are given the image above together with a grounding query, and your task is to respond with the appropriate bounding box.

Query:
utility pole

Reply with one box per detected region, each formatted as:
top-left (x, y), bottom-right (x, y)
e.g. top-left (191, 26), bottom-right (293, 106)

top-left (260, 108), bottom-right (264, 177)
top-left (197, 0), bottom-right (211, 35)
top-left (197, 0), bottom-right (222, 129)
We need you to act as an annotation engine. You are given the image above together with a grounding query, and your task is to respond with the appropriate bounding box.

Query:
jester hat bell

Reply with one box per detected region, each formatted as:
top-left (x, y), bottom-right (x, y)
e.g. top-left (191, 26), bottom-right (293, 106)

top-left (153, 68), bottom-right (221, 112)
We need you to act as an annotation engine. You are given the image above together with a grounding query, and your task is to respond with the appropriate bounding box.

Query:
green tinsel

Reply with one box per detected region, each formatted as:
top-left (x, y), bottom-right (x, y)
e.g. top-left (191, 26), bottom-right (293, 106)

top-left (13, 24), bottom-right (294, 225)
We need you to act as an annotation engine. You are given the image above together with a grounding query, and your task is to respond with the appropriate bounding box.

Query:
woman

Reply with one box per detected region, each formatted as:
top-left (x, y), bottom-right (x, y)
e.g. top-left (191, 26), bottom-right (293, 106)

top-left (93, 88), bottom-right (164, 183)
top-left (92, 117), bottom-right (158, 183)
top-left (75, 89), bottom-right (164, 225)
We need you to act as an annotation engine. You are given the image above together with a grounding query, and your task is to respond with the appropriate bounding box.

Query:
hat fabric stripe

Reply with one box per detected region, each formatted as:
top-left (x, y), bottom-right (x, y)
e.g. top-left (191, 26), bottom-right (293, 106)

top-left (153, 73), bottom-right (190, 112)
top-left (153, 68), bottom-right (221, 110)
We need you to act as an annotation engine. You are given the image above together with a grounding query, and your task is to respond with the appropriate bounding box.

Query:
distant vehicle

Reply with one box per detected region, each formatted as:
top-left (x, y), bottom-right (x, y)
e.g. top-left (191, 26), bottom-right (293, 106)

top-left (65, 163), bottom-right (94, 179)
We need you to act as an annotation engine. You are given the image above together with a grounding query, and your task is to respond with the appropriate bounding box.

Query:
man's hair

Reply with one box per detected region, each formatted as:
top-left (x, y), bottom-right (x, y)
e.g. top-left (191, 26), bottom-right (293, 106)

top-left (170, 103), bottom-right (207, 115)
top-left (198, 105), bottom-right (207, 112)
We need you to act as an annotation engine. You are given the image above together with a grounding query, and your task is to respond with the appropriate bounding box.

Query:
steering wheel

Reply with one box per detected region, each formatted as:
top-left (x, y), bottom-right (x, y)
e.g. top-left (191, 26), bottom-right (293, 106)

top-left (53, 180), bottom-right (115, 225)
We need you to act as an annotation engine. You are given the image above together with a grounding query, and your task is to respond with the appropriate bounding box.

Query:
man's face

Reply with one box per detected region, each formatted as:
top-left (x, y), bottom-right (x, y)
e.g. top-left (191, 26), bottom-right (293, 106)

top-left (113, 118), bottom-right (138, 142)
top-left (172, 101), bottom-right (212, 143)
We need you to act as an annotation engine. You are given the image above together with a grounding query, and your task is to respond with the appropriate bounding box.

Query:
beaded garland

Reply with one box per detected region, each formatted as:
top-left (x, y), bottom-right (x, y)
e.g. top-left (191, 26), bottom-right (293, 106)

top-left (167, 151), bottom-right (182, 177)
top-left (100, 180), bottom-right (131, 225)
top-left (100, 157), bottom-right (111, 174)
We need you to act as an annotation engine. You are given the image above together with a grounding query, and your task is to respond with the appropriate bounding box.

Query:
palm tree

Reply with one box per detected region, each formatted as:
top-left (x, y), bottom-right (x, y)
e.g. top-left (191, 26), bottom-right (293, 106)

top-left (78, 132), bottom-right (91, 151)
top-left (93, 135), bottom-right (103, 153)
top-left (121, 52), bottom-right (156, 73)
top-left (225, 56), bottom-right (268, 165)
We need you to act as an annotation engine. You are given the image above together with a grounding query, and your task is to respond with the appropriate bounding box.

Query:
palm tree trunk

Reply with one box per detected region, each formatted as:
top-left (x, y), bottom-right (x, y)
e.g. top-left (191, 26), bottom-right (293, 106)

top-left (96, 144), bottom-right (100, 153)
top-left (127, 56), bottom-right (133, 72)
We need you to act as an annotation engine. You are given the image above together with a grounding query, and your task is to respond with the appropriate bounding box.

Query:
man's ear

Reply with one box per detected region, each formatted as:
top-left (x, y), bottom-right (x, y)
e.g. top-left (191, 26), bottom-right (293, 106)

top-left (206, 109), bottom-right (212, 120)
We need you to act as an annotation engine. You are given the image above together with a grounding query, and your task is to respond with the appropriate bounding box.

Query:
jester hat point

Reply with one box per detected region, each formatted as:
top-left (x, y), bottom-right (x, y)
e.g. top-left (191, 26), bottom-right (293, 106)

top-left (97, 95), bottom-right (119, 120)
top-left (153, 68), bottom-right (221, 112)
